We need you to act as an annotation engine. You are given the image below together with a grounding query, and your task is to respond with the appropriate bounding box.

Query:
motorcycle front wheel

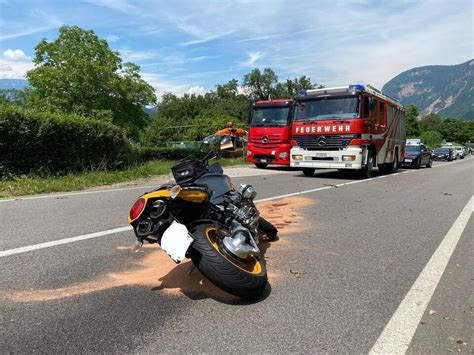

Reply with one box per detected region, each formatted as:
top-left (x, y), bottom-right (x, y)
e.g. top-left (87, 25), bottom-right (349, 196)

top-left (189, 223), bottom-right (267, 299)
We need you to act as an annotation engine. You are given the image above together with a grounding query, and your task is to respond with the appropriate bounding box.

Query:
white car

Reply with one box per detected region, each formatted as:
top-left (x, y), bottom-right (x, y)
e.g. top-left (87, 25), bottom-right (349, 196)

top-left (454, 146), bottom-right (465, 159)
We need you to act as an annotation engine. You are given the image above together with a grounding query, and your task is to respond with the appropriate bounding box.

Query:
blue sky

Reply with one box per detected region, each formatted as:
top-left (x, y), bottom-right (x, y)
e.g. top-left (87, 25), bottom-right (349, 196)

top-left (0, 0), bottom-right (472, 97)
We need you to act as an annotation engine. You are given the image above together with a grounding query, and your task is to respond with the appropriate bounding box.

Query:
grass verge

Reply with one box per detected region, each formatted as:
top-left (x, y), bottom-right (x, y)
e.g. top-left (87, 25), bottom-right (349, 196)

top-left (0, 157), bottom-right (248, 198)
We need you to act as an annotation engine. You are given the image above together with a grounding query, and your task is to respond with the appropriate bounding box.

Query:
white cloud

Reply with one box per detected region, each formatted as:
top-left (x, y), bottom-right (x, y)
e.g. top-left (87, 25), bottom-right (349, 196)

top-left (0, 59), bottom-right (34, 79)
top-left (240, 52), bottom-right (265, 67)
top-left (179, 30), bottom-right (234, 47)
top-left (3, 49), bottom-right (29, 61)
top-left (186, 85), bottom-right (205, 95)
top-left (120, 49), bottom-right (157, 62)
top-left (0, 49), bottom-right (33, 79)
top-left (105, 34), bottom-right (120, 43)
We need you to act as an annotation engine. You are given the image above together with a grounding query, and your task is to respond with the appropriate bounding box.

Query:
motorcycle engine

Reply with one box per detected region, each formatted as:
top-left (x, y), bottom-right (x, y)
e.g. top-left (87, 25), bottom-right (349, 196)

top-left (225, 184), bottom-right (260, 229)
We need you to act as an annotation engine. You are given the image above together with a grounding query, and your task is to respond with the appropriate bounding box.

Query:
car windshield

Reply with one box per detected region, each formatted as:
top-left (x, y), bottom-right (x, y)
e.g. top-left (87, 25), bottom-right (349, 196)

top-left (406, 145), bottom-right (421, 152)
top-left (434, 148), bottom-right (450, 153)
top-left (294, 95), bottom-right (359, 121)
top-left (250, 106), bottom-right (290, 126)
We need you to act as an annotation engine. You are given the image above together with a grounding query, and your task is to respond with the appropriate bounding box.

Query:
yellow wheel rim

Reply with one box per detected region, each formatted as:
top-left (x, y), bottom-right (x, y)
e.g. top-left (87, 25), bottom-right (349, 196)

top-left (205, 227), bottom-right (263, 275)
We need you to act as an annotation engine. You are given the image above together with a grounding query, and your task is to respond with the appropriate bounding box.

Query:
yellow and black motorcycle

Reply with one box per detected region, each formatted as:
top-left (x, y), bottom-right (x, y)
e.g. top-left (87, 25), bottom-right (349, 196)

top-left (128, 143), bottom-right (277, 299)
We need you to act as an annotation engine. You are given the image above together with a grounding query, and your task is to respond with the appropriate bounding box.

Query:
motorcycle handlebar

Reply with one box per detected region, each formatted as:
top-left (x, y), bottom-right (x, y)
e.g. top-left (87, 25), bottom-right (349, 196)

top-left (200, 149), bottom-right (216, 164)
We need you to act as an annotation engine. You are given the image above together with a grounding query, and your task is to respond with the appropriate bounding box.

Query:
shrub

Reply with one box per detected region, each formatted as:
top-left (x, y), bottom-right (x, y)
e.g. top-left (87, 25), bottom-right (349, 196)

top-left (133, 146), bottom-right (204, 162)
top-left (0, 106), bottom-right (131, 176)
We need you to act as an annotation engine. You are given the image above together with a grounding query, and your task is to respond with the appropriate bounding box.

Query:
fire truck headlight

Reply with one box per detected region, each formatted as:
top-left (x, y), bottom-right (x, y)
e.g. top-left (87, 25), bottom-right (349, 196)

top-left (342, 155), bottom-right (356, 161)
top-left (292, 155), bottom-right (303, 161)
top-left (246, 150), bottom-right (252, 156)
top-left (278, 152), bottom-right (288, 159)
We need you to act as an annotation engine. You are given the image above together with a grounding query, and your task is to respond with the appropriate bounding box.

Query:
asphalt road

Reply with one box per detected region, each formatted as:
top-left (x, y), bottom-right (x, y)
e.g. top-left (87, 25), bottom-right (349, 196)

top-left (1, 158), bottom-right (473, 353)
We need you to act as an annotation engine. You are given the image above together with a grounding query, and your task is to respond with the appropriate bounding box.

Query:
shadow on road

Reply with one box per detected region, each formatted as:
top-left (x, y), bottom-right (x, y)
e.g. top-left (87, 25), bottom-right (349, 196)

top-left (152, 237), bottom-right (275, 305)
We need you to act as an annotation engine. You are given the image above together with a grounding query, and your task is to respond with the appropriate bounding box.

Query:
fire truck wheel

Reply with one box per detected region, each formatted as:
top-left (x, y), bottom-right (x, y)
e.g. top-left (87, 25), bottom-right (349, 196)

top-left (360, 151), bottom-right (374, 178)
top-left (302, 168), bottom-right (315, 177)
top-left (389, 153), bottom-right (399, 173)
top-left (255, 163), bottom-right (268, 169)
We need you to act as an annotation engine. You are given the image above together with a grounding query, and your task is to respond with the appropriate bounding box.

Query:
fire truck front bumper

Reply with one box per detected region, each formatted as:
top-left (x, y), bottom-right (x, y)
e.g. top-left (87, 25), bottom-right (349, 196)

top-left (290, 146), bottom-right (365, 169)
top-left (246, 143), bottom-right (291, 166)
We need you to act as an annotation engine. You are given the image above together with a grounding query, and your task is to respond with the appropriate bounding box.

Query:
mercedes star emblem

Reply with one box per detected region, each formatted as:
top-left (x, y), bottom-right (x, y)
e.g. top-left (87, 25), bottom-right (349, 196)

top-left (262, 135), bottom-right (269, 143)
top-left (317, 136), bottom-right (327, 146)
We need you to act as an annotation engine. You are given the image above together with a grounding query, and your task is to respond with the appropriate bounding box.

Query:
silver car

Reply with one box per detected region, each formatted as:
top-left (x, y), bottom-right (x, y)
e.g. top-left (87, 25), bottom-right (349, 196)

top-left (454, 146), bottom-right (465, 159)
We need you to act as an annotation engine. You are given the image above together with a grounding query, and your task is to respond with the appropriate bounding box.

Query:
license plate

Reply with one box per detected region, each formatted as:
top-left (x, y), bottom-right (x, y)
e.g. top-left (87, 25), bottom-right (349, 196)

top-left (259, 159), bottom-right (267, 163)
top-left (316, 153), bottom-right (327, 157)
top-left (404, 159), bottom-right (412, 162)
top-left (160, 221), bottom-right (194, 263)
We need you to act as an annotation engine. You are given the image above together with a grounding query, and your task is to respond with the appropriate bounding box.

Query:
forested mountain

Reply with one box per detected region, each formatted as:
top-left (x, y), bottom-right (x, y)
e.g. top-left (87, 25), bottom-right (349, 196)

top-left (383, 60), bottom-right (473, 120)
top-left (0, 79), bottom-right (28, 89)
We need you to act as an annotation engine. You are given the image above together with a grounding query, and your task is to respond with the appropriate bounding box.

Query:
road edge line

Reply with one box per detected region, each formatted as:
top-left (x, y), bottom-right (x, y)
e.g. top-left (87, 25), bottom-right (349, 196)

top-left (0, 226), bottom-right (133, 258)
top-left (369, 195), bottom-right (473, 354)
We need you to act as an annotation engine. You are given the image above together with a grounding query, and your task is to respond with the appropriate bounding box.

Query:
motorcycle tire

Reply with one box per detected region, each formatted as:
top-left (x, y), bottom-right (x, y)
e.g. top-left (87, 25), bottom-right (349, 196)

top-left (258, 217), bottom-right (278, 241)
top-left (189, 223), bottom-right (267, 299)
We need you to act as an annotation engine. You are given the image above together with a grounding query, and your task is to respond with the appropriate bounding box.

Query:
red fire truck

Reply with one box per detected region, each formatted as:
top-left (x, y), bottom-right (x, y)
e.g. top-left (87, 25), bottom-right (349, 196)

top-left (290, 85), bottom-right (405, 178)
top-left (246, 99), bottom-right (294, 168)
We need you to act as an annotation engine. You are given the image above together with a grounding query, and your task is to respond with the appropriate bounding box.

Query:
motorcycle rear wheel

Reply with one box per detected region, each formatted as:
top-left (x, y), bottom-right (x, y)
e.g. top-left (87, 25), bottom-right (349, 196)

top-left (189, 223), bottom-right (267, 299)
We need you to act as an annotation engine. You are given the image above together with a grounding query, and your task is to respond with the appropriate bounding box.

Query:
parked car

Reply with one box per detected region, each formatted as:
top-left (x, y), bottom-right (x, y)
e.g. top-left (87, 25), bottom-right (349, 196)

top-left (401, 144), bottom-right (432, 168)
top-left (454, 146), bottom-right (465, 159)
top-left (432, 147), bottom-right (455, 161)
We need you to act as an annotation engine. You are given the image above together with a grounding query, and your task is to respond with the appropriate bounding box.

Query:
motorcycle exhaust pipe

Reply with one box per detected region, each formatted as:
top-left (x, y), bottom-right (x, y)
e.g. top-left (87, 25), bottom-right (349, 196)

top-left (136, 217), bottom-right (154, 236)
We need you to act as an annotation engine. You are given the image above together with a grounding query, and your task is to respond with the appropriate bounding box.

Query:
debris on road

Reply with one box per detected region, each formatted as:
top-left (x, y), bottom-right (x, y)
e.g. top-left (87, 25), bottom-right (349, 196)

top-left (290, 270), bottom-right (304, 278)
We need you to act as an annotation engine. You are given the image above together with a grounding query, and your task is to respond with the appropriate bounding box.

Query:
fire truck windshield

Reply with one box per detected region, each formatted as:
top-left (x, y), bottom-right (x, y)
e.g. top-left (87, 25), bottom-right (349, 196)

top-left (294, 95), bottom-right (359, 121)
top-left (250, 106), bottom-right (290, 127)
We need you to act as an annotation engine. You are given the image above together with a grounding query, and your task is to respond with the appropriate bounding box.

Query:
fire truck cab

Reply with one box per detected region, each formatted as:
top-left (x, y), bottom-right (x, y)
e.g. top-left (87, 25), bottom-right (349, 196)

top-left (246, 99), bottom-right (294, 168)
top-left (290, 85), bottom-right (405, 178)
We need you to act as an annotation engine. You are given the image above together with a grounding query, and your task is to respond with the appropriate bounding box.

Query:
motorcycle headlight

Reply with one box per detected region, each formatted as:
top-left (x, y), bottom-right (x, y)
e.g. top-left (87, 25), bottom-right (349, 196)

top-left (221, 135), bottom-right (231, 144)
top-left (237, 183), bottom-right (257, 200)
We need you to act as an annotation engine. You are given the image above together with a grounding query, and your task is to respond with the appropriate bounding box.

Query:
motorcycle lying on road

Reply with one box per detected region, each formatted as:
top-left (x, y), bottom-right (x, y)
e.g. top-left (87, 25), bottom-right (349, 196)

top-left (128, 139), bottom-right (277, 299)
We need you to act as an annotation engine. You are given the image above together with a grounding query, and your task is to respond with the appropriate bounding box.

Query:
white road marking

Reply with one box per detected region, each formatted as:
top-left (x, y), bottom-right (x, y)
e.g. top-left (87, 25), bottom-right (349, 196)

top-left (255, 186), bottom-right (333, 202)
top-left (1, 157), bottom-right (472, 257)
top-left (1, 157), bottom-right (471, 203)
top-left (0, 226), bottom-right (133, 258)
top-left (370, 195), bottom-right (473, 354)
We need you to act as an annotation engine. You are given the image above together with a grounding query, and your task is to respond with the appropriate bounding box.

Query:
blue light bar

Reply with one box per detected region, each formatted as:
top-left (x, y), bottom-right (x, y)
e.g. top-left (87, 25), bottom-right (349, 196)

top-left (349, 84), bottom-right (365, 91)
top-left (298, 89), bottom-right (307, 97)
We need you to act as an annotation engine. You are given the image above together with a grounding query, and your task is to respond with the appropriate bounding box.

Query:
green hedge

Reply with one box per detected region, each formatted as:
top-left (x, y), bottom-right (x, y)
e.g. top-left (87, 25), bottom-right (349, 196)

top-left (0, 106), bottom-right (132, 176)
top-left (0, 107), bottom-right (208, 177)
top-left (133, 146), bottom-right (203, 161)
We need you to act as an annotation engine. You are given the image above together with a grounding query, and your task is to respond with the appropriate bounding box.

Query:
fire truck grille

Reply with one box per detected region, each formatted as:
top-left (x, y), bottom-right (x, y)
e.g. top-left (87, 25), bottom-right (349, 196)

top-left (250, 134), bottom-right (282, 149)
top-left (292, 134), bottom-right (360, 151)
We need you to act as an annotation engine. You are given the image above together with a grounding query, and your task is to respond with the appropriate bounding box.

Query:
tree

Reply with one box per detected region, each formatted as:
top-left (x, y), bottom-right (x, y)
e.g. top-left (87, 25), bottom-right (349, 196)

top-left (243, 68), bottom-right (279, 100)
top-left (420, 130), bottom-right (442, 148)
top-left (0, 88), bottom-right (29, 107)
top-left (26, 25), bottom-right (156, 139)
top-left (405, 104), bottom-right (421, 137)
top-left (437, 117), bottom-right (474, 143)
top-left (420, 113), bottom-right (441, 132)
top-left (274, 76), bottom-right (316, 98)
